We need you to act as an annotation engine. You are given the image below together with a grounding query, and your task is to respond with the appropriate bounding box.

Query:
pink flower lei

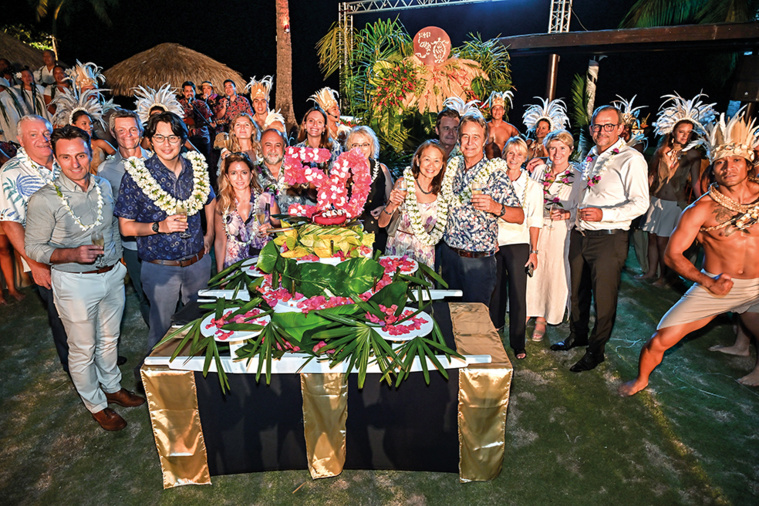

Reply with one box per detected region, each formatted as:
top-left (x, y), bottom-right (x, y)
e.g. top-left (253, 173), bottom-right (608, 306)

top-left (284, 147), bottom-right (371, 219)
top-left (583, 147), bottom-right (620, 188)
top-left (542, 164), bottom-right (574, 208)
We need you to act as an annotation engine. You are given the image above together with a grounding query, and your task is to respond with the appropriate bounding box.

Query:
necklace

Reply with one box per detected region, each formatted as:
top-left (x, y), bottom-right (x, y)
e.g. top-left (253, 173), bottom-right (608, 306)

top-left (416, 178), bottom-right (433, 195)
top-left (50, 179), bottom-right (104, 232)
top-left (443, 155), bottom-right (508, 206)
top-left (701, 179), bottom-right (759, 233)
top-left (369, 158), bottom-right (381, 183)
top-left (509, 170), bottom-right (528, 208)
top-left (542, 162), bottom-right (574, 209)
top-left (583, 142), bottom-right (622, 188)
top-left (124, 151), bottom-right (210, 216)
top-left (404, 165), bottom-right (455, 246)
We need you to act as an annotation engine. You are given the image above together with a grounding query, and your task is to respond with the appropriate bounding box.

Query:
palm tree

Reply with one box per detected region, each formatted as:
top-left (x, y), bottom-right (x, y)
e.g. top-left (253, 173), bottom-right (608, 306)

top-left (31, 0), bottom-right (118, 57)
top-left (275, 0), bottom-right (296, 133)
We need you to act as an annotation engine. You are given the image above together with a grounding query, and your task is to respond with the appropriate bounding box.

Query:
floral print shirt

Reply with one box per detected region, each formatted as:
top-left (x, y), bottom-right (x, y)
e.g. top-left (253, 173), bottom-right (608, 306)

top-left (0, 148), bottom-right (59, 225)
top-left (218, 95), bottom-right (253, 130)
top-left (442, 156), bottom-right (520, 253)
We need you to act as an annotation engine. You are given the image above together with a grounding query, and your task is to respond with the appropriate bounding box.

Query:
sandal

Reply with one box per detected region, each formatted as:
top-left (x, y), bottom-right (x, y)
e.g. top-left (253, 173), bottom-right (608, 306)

top-left (532, 321), bottom-right (546, 342)
top-left (515, 350), bottom-right (527, 360)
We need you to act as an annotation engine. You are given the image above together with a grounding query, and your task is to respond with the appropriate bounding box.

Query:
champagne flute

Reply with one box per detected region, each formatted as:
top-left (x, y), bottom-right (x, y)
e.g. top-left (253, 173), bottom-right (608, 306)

top-left (398, 178), bottom-right (408, 195)
top-left (255, 202), bottom-right (268, 237)
top-left (176, 202), bottom-right (191, 238)
top-left (547, 203), bottom-right (558, 230)
top-left (91, 230), bottom-right (104, 267)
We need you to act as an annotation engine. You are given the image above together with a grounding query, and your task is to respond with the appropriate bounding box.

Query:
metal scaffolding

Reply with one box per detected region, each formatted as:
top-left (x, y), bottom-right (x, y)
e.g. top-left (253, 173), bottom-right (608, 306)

top-left (548, 0), bottom-right (573, 34)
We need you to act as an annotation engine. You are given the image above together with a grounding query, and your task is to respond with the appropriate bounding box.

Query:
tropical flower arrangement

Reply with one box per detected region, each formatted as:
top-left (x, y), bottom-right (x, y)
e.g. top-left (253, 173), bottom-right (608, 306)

top-left (284, 147), bottom-right (370, 222)
top-left (371, 59), bottom-right (419, 112)
top-left (274, 220), bottom-right (374, 259)
top-left (156, 239), bottom-right (459, 393)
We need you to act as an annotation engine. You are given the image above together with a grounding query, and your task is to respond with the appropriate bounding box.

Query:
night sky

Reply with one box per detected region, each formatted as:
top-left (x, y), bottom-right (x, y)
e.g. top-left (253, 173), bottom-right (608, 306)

top-left (4, 0), bottom-right (739, 128)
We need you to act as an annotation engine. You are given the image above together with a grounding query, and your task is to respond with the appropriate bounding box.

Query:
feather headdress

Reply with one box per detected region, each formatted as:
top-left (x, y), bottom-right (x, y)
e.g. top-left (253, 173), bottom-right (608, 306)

top-left (612, 95), bottom-right (647, 128)
top-left (263, 109), bottom-right (286, 133)
top-left (482, 90), bottom-right (514, 110)
top-left (50, 88), bottom-right (106, 129)
top-left (522, 97), bottom-right (570, 132)
top-left (688, 110), bottom-right (759, 163)
top-left (133, 84), bottom-right (183, 125)
top-left (653, 92), bottom-right (717, 137)
top-left (308, 87), bottom-right (340, 111)
top-left (442, 96), bottom-right (480, 117)
top-left (65, 60), bottom-right (106, 91)
top-left (246, 75), bottom-right (273, 101)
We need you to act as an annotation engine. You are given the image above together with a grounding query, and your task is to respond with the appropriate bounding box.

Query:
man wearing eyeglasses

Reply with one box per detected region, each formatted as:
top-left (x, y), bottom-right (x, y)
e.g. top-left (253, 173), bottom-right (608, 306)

top-left (98, 109), bottom-right (152, 326)
top-left (115, 112), bottom-right (215, 363)
top-left (550, 105), bottom-right (648, 372)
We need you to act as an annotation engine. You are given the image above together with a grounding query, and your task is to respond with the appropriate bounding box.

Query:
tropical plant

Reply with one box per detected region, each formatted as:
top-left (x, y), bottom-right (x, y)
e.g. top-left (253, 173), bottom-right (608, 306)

top-left (1, 23), bottom-right (54, 51)
top-left (569, 73), bottom-right (592, 158)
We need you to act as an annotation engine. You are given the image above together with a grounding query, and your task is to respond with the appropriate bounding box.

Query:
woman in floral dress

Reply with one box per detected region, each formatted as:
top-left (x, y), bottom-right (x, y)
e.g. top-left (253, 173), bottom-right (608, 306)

top-left (526, 130), bottom-right (583, 341)
top-left (378, 140), bottom-right (447, 267)
top-left (214, 153), bottom-right (279, 270)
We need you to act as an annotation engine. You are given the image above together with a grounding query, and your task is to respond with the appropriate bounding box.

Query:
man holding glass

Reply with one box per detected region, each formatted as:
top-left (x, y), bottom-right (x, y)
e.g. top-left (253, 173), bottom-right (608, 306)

top-left (25, 125), bottom-right (144, 431)
top-left (550, 105), bottom-right (648, 372)
top-left (115, 112), bottom-right (215, 357)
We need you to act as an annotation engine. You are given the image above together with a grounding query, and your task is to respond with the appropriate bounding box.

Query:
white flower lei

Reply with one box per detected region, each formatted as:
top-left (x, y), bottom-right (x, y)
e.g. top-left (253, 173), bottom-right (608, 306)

top-left (49, 179), bottom-right (104, 232)
top-left (402, 165), bottom-right (455, 246)
top-left (124, 151), bottom-right (210, 215)
top-left (442, 155), bottom-right (508, 207)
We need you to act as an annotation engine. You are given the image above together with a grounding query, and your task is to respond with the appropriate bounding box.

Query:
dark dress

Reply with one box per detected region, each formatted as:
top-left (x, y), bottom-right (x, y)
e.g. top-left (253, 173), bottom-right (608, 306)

top-left (360, 159), bottom-right (388, 253)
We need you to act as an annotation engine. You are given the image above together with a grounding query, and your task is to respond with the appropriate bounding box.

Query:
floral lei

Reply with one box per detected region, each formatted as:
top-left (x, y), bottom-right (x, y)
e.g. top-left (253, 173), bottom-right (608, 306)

top-left (124, 151), bottom-right (210, 216)
top-left (542, 162), bottom-right (574, 209)
top-left (442, 155), bottom-right (508, 207)
top-left (582, 145), bottom-right (621, 188)
top-left (49, 178), bottom-right (104, 232)
top-left (402, 165), bottom-right (455, 246)
top-left (17, 147), bottom-right (59, 181)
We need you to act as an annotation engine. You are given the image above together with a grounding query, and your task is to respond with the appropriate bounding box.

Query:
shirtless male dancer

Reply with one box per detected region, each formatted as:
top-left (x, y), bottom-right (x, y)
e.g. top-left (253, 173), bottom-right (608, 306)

top-left (484, 91), bottom-right (519, 153)
top-left (620, 113), bottom-right (759, 396)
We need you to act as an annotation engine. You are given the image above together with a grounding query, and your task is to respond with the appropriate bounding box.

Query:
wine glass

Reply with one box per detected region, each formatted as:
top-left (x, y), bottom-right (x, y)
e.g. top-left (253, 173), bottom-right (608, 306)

top-left (398, 178), bottom-right (407, 195)
top-left (176, 202), bottom-right (191, 238)
top-left (547, 203), bottom-right (558, 230)
top-left (91, 230), bottom-right (104, 267)
top-left (255, 202), bottom-right (268, 237)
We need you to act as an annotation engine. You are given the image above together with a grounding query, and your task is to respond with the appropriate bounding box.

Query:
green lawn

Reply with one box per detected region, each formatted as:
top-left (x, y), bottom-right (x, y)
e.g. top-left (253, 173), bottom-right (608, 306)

top-left (1, 253), bottom-right (756, 505)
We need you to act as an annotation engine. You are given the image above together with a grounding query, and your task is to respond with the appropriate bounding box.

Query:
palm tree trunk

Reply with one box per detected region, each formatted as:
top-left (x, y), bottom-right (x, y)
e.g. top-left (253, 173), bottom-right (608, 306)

top-left (275, 0), bottom-right (296, 133)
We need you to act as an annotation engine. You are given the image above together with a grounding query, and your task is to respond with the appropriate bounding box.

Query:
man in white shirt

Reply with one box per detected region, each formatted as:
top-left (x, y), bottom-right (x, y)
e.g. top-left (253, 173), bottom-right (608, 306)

top-left (551, 105), bottom-right (649, 372)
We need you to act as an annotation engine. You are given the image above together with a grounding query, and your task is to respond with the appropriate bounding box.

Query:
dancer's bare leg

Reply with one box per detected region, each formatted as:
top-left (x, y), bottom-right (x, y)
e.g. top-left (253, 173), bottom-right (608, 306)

top-left (737, 312), bottom-right (759, 386)
top-left (709, 320), bottom-right (751, 357)
top-left (619, 316), bottom-right (715, 396)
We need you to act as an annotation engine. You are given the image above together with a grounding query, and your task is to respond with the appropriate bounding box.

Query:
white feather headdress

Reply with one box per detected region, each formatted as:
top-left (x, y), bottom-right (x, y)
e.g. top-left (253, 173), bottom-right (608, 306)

top-left (688, 109), bottom-right (759, 163)
top-left (522, 97), bottom-right (570, 132)
top-left (263, 109), bottom-right (286, 132)
top-left (65, 60), bottom-right (106, 91)
top-left (50, 88), bottom-right (106, 129)
top-left (612, 95), bottom-right (647, 128)
top-left (133, 84), bottom-right (183, 125)
top-left (246, 75), bottom-right (273, 101)
top-left (308, 87), bottom-right (340, 111)
top-left (442, 96), bottom-right (480, 117)
top-left (482, 90), bottom-right (514, 110)
top-left (653, 92), bottom-right (717, 137)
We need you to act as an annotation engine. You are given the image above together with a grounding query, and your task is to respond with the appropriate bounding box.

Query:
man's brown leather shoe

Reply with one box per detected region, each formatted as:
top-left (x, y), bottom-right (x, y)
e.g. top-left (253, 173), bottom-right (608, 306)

top-left (92, 408), bottom-right (127, 431)
top-left (105, 388), bottom-right (146, 408)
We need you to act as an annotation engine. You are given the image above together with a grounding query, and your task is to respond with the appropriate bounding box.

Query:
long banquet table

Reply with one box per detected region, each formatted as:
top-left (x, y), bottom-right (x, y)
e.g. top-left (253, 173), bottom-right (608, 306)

top-left (141, 302), bottom-right (512, 488)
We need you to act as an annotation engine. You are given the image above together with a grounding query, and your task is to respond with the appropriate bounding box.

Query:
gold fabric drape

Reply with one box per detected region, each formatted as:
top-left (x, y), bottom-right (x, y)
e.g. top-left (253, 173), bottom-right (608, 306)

top-left (141, 365), bottom-right (211, 489)
top-left (450, 303), bottom-right (513, 482)
top-left (301, 373), bottom-right (348, 479)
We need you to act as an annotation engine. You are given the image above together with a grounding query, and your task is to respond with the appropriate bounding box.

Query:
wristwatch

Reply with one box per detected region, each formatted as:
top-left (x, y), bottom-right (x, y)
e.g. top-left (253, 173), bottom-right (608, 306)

top-left (497, 204), bottom-right (506, 218)
top-left (152, 221), bottom-right (160, 233)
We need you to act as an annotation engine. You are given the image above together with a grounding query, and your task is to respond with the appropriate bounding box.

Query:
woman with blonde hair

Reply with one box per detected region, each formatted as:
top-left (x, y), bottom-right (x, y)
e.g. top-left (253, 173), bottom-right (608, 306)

top-left (345, 125), bottom-right (393, 251)
top-left (215, 112), bottom-right (262, 177)
top-left (214, 152), bottom-right (279, 270)
top-left (526, 129), bottom-right (583, 341)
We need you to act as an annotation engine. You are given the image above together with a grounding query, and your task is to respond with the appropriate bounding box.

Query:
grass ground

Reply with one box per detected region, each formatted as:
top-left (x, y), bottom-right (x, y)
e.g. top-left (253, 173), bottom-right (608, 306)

top-left (0, 250), bottom-right (757, 505)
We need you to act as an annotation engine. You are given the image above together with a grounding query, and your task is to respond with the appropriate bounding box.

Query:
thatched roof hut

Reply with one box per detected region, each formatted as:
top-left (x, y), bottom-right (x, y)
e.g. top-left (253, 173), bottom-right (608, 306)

top-left (0, 32), bottom-right (45, 71)
top-left (103, 43), bottom-right (246, 96)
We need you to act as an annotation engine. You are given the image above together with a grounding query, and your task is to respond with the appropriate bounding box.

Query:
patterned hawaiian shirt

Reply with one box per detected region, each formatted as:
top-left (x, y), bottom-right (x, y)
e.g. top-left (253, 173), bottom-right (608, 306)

top-left (179, 97), bottom-right (214, 137)
top-left (443, 155), bottom-right (520, 253)
top-left (218, 95), bottom-right (253, 130)
top-left (0, 148), bottom-right (59, 225)
top-left (114, 154), bottom-right (215, 262)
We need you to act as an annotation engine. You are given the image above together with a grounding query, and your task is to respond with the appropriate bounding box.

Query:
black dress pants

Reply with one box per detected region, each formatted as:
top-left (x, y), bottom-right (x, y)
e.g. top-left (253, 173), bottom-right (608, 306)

top-left (490, 243), bottom-right (529, 352)
top-left (568, 229), bottom-right (629, 357)
top-left (34, 282), bottom-right (69, 372)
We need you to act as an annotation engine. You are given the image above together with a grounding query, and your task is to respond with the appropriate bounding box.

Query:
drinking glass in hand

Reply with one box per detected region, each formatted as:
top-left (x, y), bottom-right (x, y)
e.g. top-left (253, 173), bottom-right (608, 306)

top-left (176, 203), bottom-right (191, 238)
top-left (471, 181), bottom-right (484, 197)
top-left (91, 230), bottom-right (104, 267)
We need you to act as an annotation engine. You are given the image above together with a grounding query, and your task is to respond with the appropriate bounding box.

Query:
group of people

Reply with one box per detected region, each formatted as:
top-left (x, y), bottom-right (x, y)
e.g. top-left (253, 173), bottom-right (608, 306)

top-left (1, 50), bottom-right (759, 433)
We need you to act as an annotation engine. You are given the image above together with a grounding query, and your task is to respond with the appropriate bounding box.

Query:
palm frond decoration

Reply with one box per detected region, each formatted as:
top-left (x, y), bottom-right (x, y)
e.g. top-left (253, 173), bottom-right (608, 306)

top-left (569, 73), bottom-right (591, 158)
top-left (619, 0), bottom-right (706, 28)
top-left (316, 22), bottom-right (347, 79)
